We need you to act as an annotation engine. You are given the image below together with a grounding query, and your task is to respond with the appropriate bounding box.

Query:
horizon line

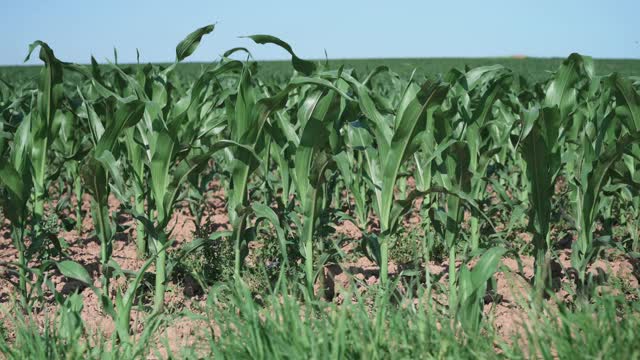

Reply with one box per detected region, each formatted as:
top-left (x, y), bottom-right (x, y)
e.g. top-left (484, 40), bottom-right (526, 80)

top-left (3, 55), bottom-right (640, 67)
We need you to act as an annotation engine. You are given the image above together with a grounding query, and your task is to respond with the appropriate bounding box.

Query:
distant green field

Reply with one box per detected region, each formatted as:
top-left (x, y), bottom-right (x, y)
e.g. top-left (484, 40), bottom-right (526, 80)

top-left (2, 57), bottom-right (639, 85)
top-left (243, 57), bottom-right (640, 82)
top-left (330, 57), bottom-right (640, 81)
top-left (147, 57), bottom-right (640, 82)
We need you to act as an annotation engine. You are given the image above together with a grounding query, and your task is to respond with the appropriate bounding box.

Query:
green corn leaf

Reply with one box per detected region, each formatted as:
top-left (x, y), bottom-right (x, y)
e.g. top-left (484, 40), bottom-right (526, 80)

top-left (95, 100), bottom-right (146, 156)
top-left (150, 129), bottom-right (176, 224)
top-left (114, 241), bottom-right (171, 342)
top-left (582, 132), bottom-right (640, 233)
top-left (457, 247), bottom-right (507, 333)
top-left (520, 107), bottom-right (561, 240)
top-left (380, 81), bottom-right (448, 229)
top-left (176, 24), bottom-right (215, 62)
top-left (544, 53), bottom-right (593, 120)
top-left (0, 161), bottom-right (31, 224)
top-left (610, 73), bottom-right (640, 133)
top-left (25, 41), bottom-right (65, 220)
top-left (341, 73), bottom-right (392, 154)
top-left (465, 65), bottom-right (505, 90)
top-left (222, 47), bottom-right (252, 59)
top-left (95, 150), bottom-right (127, 200)
top-left (245, 34), bottom-right (316, 75)
top-left (24, 40), bottom-right (64, 130)
top-left (56, 260), bottom-right (93, 286)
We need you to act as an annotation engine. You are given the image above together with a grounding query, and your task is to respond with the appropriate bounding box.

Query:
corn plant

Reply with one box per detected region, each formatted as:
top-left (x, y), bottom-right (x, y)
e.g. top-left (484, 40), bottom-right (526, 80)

top-left (333, 69), bottom-right (390, 231)
top-left (517, 54), bottom-right (594, 288)
top-left (460, 67), bottom-right (512, 251)
top-left (1, 41), bottom-right (67, 307)
top-left (75, 25), bottom-right (244, 312)
top-left (426, 72), bottom-right (474, 307)
top-left (519, 106), bottom-right (562, 287)
top-left (24, 41), bottom-right (64, 240)
top-left (45, 249), bottom-right (167, 345)
top-left (222, 36), bottom-right (351, 283)
top-left (456, 247), bottom-right (507, 333)
top-left (565, 73), bottom-right (640, 289)
top-left (342, 72), bottom-right (449, 284)
top-left (285, 77), bottom-right (349, 293)
top-left (0, 117), bottom-right (32, 307)
top-left (334, 144), bottom-right (370, 230)
top-left (81, 97), bottom-right (146, 296)
top-left (610, 74), bottom-right (640, 253)
top-left (50, 109), bottom-right (87, 232)
top-left (139, 25), bottom-right (246, 312)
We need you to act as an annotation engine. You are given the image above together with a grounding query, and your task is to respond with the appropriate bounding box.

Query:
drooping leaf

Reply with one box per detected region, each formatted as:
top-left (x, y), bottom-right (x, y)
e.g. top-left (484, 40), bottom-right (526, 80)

top-left (176, 24), bottom-right (215, 62)
top-left (245, 34), bottom-right (316, 75)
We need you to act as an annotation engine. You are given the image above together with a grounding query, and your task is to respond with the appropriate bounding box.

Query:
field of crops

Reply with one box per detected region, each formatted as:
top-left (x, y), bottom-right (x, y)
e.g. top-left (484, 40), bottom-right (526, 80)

top-left (1, 25), bottom-right (640, 359)
top-left (5, 56), bottom-right (640, 87)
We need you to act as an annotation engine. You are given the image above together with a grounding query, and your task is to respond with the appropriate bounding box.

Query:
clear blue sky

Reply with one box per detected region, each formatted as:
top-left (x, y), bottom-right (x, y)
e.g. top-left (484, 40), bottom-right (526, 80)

top-left (2, 0), bottom-right (638, 66)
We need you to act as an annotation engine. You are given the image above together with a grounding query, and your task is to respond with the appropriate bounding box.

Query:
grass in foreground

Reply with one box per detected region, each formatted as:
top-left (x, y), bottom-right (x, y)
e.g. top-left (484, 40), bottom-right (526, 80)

top-left (1, 277), bottom-right (639, 360)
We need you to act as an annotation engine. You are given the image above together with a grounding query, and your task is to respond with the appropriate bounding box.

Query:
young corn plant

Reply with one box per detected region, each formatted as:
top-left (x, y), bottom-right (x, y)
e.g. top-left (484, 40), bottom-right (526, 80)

top-left (519, 106), bottom-right (562, 288)
top-left (47, 248), bottom-right (167, 346)
top-left (138, 25), bottom-right (249, 312)
top-left (343, 72), bottom-right (449, 285)
top-left (610, 74), bottom-right (640, 253)
top-left (0, 117), bottom-right (33, 308)
top-left (428, 72), bottom-right (474, 307)
top-left (287, 79), bottom-right (349, 294)
top-left (50, 110), bottom-right (87, 233)
top-left (81, 97), bottom-right (146, 296)
top-left (81, 25), bottom-right (245, 313)
top-left (567, 110), bottom-right (627, 294)
top-left (225, 33), bottom-right (318, 228)
top-left (334, 145), bottom-right (370, 230)
top-left (552, 65), bottom-right (640, 295)
top-left (24, 41), bottom-right (64, 241)
top-left (519, 53), bottom-right (592, 289)
top-left (460, 66), bottom-right (512, 251)
top-left (334, 69), bottom-right (383, 230)
top-left (456, 247), bottom-right (507, 333)
top-left (120, 34), bottom-right (227, 258)
top-left (428, 67), bottom-right (507, 308)
top-left (223, 64), bottom-right (265, 276)
top-left (124, 125), bottom-right (149, 258)
top-left (1, 42), bottom-right (72, 307)
top-left (144, 126), bottom-right (245, 312)
top-left (432, 140), bottom-right (471, 309)
top-left (223, 36), bottom-right (350, 280)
